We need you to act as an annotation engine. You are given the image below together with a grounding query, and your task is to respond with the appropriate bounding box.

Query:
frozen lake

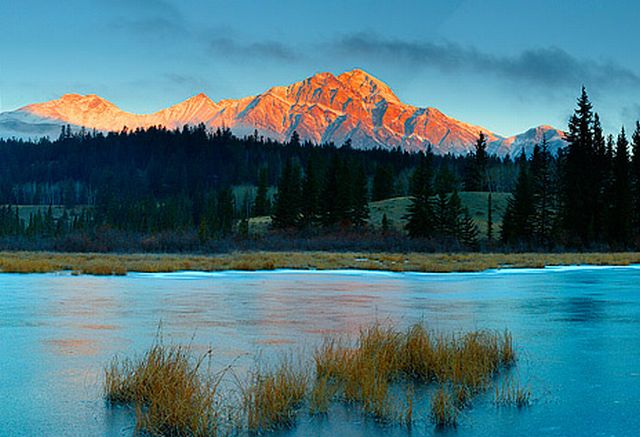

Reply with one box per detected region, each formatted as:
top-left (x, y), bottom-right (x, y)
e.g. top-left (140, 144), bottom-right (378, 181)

top-left (1, 266), bottom-right (639, 436)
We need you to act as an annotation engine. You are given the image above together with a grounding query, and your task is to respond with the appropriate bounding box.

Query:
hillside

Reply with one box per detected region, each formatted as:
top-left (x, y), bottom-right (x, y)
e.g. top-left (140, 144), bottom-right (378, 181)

top-left (248, 192), bottom-right (509, 237)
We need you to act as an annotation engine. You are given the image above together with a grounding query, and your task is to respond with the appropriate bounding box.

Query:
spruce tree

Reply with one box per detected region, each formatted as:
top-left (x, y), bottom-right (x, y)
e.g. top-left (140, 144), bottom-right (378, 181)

top-left (631, 122), bottom-right (640, 239)
top-left (372, 165), bottom-right (395, 201)
top-left (445, 189), bottom-right (465, 238)
top-left (460, 209), bottom-right (480, 250)
top-left (464, 132), bottom-right (488, 191)
top-left (502, 153), bottom-right (535, 245)
top-left (610, 127), bottom-right (632, 246)
top-left (530, 138), bottom-right (555, 247)
top-left (299, 159), bottom-right (319, 228)
top-left (487, 192), bottom-right (494, 243)
top-left (350, 163), bottom-right (370, 228)
top-left (319, 155), bottom-right (342, 227)
top-left (404, 149), bottom-right (435, 238)
top-left (271, 159), bottom-right (302, 229)
top-left (562, 87), bottom-right (597, 245)
top-left (253, 168), bottom-right (270, 217)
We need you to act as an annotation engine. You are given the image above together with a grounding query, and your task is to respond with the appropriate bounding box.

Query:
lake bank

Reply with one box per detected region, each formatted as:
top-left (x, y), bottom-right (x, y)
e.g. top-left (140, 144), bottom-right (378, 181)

top-left (1, 250), bottom-right (640, 275)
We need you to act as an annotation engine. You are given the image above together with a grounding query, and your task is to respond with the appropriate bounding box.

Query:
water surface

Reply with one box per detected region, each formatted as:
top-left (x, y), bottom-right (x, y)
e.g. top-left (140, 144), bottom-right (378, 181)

top-left (1, 266), bottom-right (639, 436)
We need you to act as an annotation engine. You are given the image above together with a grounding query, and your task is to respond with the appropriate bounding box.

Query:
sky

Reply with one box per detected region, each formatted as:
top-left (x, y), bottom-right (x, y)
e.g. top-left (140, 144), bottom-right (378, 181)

top-left (2, 0), bottom-right (640, 135)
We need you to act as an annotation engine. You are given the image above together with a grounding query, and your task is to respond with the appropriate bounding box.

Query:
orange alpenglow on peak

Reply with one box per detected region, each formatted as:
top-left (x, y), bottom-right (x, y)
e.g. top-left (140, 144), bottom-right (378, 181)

top-left (0, 69), bottom-right (565, 156)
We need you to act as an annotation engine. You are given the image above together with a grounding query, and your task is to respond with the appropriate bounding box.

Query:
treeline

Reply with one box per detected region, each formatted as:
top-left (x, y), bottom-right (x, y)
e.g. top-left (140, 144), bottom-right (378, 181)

top-left (0, 87), bottom-right (639, 252)
top-left (500, 88), bottom-right (640, 250)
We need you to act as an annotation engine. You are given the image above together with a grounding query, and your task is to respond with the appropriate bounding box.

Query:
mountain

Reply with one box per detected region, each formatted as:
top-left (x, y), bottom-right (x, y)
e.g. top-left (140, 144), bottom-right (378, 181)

top-left (0, 69), bottom-right (565, 155)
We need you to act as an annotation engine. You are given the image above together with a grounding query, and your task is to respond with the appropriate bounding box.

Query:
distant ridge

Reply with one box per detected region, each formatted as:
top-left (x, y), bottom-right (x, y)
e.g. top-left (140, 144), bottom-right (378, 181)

top-left (0, 69), bottom-right (565, 155)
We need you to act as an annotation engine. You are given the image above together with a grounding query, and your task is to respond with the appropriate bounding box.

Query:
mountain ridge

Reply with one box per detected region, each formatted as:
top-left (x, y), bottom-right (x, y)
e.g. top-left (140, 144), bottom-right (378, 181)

top-left (0, 69), bottom-right (565, 155)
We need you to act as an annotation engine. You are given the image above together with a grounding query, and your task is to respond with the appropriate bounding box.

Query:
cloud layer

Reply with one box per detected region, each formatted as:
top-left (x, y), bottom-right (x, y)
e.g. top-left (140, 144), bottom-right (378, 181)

top-left (331, 33), bottom-right (640, 90)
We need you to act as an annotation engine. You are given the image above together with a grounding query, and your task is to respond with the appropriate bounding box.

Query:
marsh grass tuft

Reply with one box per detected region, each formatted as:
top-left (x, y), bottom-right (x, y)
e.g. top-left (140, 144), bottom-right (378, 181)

top-left (104, 342), bottom-right (225, 436)
top-left (311, 323), bottom-right (519, 427)
top-left (430, 386), bottom-right (458, 428)
top-left (104, 322), bottom-right (526, 434)
top-left (494, 378), bottom-right (531, 408)
top-left (241, 358), bottom-right (308, 432)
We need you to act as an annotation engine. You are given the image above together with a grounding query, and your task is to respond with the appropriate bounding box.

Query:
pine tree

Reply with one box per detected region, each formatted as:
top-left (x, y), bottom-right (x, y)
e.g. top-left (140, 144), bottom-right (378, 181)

top-left (460, 209), bottom-right (480, 250)
top-left (592, 113), bottom-right (608, 239)
top-left (299, 160), bottom-right (319, 228)
top-left (530, 138), bottom-right (555, 247)
top-left (610, 127), bottom-right (632, 246)
top-left (631, 122), bottom-right (640, 240)
top-left (271, 159), bottom-right (301, 229)
top-left (253, 168), bottom-right (270, 217)
top-left (445, 190), bottom-right (465, 238)
top-left (562, 87), bottom-right (597, 246)
top-left (502, 153), bottom-right (535, 245)
top-left (289, 131), bottom-right (301, 147)
top-left (464, 132), bottom-right (488, 191)
top-left (404, 149), bottom-right (435, 238)
top-left (350, 163), bottom-right (370, 228)
top-left (381, 213), bottom-right (391, 234)
top-left (487, 192), bottom-right (494, 243)
top-left (372, 164), bottom-right (395, 201)
top-left (319, 155), bottom-right (342, 227)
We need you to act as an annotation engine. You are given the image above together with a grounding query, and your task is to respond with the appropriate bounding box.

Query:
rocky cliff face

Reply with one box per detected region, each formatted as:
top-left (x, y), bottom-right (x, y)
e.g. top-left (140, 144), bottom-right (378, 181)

top-left (0, 69), bottom-right (565, 155)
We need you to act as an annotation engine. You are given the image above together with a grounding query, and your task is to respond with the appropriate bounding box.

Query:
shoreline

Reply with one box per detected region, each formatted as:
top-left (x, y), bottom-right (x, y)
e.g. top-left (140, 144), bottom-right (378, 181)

top-left (1, 250), bottom-right (640, 275)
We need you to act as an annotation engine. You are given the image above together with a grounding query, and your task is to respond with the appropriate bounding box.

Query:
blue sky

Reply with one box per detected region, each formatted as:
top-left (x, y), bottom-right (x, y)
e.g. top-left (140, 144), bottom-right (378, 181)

top-left (2, 0), bottom-right (640, 135)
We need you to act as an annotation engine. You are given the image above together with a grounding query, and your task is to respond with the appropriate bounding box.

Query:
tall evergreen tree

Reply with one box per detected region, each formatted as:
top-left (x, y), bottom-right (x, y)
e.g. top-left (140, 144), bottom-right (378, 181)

top-left (530, 139), bottom-right (555, 247)
top-left (561, 87), bottom-right (597, 245)
top-left (464, 132), bottom-right (488, 191)
top-left (631, 122), bottom-right (640, 238)
top-left (372, 164), bottom-right (395, 201)
top-left (459, 209), bottom-right (480, 250)
top-left (404, 149), bottom-right (435, 238)
top-left (610, 127), bottom-right (632, 246)
top-left (253, 168), bottom-right (270, 217)
top-left (319, 155), bottom-right (343, 227)
top-left (502, 153), bottom-right (535, 245)
top-left (271, 159), bottom-right (302, 229)
top-left (487, 192), bottom-right (494, 243)
top-left (350, 163), bottom-right (370, 228)
top-left (299, 159), bottom-right (320, 228)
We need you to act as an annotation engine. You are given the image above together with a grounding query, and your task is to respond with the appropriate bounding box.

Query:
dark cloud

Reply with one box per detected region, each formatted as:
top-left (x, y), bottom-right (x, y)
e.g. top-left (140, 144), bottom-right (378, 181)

top-left (209, 38), bottom-right (301, 62)
top-left (331, 33), bottom-right (640, 90)
top-left (105, 0), bottom-right (189, 38)
top-left (164, 73), bottom-right (209, 89)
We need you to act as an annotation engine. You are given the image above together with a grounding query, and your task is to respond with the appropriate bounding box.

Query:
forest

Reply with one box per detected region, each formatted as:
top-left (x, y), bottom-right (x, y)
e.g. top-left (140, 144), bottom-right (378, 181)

top-left (0, 88), bottom-right (638, 252)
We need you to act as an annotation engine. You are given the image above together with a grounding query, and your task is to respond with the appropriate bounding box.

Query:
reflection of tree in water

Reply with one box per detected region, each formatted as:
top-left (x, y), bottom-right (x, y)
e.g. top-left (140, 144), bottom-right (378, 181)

top-left (560, 297), bottom-right (608, 323)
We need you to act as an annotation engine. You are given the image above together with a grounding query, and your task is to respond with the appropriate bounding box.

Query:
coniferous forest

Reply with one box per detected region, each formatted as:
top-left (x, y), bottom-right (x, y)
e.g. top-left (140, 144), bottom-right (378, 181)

top-left (0, 88), bottom-right (639, 253)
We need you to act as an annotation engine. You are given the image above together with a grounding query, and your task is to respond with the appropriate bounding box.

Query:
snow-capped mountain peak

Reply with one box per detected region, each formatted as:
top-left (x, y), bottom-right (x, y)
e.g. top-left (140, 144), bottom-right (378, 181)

top-left (0, 70), bottom-right (566, 155)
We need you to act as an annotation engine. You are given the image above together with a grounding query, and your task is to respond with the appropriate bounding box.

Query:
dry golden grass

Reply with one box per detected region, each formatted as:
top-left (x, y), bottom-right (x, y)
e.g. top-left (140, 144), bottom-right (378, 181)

top-left (312, 323), bottom-right (517, 426)
top-left (104, 342), bottom-right (224, 436)
top-left (430, 386), bottom-right (458, 428)
top-left (241, 358), bottom-right (308, 432)
top-left (104, 323), bottom-right (527, 433)
top-left (494, 378), bottom-right (532, 408)
top-left (2, 250), bottom-right (640, 275)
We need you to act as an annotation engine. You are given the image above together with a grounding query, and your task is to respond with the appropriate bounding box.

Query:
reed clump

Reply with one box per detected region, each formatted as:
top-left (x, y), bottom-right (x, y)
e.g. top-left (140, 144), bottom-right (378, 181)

top-left (430, 386), bottom-right (458, 428)
top-left (312, 323), bottom-right (518, 427)
top-left (242, 358), bottom-right (308, 433)
top-left (104, 342), bottom-right (224, 436)
top-left (494, 378), bottom-right (531, 408)
top-left (104, 322), bottom-right (526, 434)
